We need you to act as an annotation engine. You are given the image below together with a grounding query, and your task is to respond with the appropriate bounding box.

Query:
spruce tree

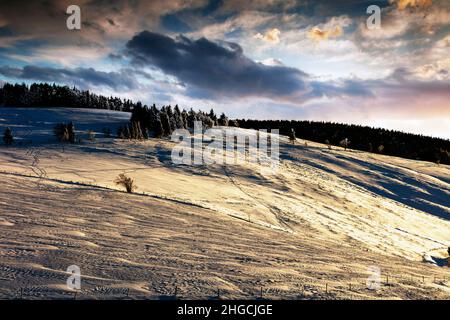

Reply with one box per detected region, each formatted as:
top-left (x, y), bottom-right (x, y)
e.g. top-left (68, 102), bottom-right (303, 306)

top-left (68, 122), bottom-right (76, 143)
top-left (154, 116), bottom-right (164, 138)
top-left (289, 128), bottom-right (296, 144)
top-left (218, 113), bottom-right (229, 126)
top-left (3, 127), bottom-right (13, 145)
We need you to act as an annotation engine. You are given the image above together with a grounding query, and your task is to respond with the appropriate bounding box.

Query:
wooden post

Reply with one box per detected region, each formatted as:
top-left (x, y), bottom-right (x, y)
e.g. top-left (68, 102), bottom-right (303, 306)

top-left (325, 283), bottom-right (328, 294)
top-left (349, 283), bottom-right (352, 291)
top-left (260, 286), bottom-right (263, 299)
top-left (73, 291), bottom-right (77, 300)
top-left (217, 288), bottom-right (220, 299)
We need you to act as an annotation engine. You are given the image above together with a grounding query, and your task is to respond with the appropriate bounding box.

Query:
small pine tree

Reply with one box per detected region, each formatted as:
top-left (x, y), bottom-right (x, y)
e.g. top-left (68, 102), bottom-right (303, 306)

top-left (3, 127), bottom-right (13, 145)
top-left (54, 122), bottom-right (76, 143)
top-left (228, 119), bottom-right (239, 127)
top-left (136, 122), bottom-right (144, 140)
top-left (102, 127), bottom-right (111, 138)
top-left (68, 122), bottom-right (75, 143)
top-left (218, 113), bottom-right (229, 126)
top-left (54, 123), bottom-right (69, 142)
top-left (288, 128), bottom-right (296, 144)
top-left (186, 109), bottom-right (196, 129)
top-left (87, 130), bottom-right (96, 142)
top-left (125, 125), bottom-right (131, 139)
top-left (154, 117), bottom-right (164, 138)
top-left (117, 126), bottom-right (126, 139)
top-left (204, 116), bottom-right (214, 129)
top-left (340, 138), bottom-right (350, 151)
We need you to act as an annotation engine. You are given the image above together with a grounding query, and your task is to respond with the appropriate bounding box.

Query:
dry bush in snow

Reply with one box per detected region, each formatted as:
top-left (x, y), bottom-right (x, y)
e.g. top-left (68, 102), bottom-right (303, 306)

top-left (115, 173), bottom-right (137, 193)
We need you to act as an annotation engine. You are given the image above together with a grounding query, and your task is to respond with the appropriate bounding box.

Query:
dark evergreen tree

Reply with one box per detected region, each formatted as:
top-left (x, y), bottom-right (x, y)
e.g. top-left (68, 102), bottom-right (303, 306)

top-left (117, 126), bottom-right (126, 139)
top-left (218, 113), bottom-right (229, 126)
top-left (173, 105), bottom-right (184, 129)
top-left (228, 119), bottom-right (239, 127)
top-left (102, 127), bottom-right (111, 138)
top-left (181, 109), bottom-right (188, 129)
top-left (159, 111), bottom-right (172, 136)
top-left (3, 127), bottom-right (13, 145)
top-left (289, 128), bottom-right (296, 144)
top-left (187, 108), bottom-right (197, 129)
top-left (209, 109), bottom-right (217, 126)
top-left (54, 122), bottom-right (76, 143)
top-left (154, 115), bottom-right (164, 138)
top-left (68, 122), bottom-right (75, 143)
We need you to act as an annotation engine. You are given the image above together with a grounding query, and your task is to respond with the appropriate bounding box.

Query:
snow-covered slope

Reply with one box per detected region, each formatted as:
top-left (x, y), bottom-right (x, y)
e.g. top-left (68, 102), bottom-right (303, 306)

top-left (0, 107), bottom-right (130, 144)
top-left (0, 108), bottom-right (449, 299)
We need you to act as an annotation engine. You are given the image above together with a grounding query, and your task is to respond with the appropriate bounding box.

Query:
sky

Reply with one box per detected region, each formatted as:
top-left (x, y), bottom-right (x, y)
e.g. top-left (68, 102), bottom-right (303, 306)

top-left (0, 0), bottom-right (449, 138)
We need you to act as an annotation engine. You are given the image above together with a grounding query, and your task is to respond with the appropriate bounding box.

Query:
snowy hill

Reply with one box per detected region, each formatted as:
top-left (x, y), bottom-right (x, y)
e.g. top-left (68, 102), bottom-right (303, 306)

top-left (0, 107), bottom-right (130, 144)
top-left (0, 107), bottom-right (449, 299)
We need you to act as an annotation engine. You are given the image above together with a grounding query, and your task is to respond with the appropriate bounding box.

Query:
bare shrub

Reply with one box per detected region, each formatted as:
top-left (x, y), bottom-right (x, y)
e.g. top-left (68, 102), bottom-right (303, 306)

top-left (87, 130), bottom-right (96, 142)
top-left (54, 122), bottom-right (75, 143)
top-left (115, 173), bottom-right (137, 193)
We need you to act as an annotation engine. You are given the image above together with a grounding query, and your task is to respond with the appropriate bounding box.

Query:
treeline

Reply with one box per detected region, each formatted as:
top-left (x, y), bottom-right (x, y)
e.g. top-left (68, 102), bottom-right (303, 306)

top-left (0, 82), bottom-right (237, 140)
top-left (1, 82), bottom-right (449, 165)
top-left (124, 103), bottom-right (238, 139)
top-left (0, 82), bottom-right (135, 111)
top-left (237, 120), bottom-right (450, 165)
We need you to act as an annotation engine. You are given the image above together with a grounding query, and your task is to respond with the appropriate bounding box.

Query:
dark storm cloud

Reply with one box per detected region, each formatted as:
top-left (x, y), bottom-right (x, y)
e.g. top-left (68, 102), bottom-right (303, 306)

top-left (0, 0), bottom-right (210, 48)
top-left (125, 31), bottom-right (374, 101)
top-left (0, 65), bottom-right (138, 90)
top-left (125, 31), bottom-right (310, 99)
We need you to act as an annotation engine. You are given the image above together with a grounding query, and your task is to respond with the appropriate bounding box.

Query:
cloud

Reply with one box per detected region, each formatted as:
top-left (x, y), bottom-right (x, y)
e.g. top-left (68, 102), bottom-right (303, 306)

top-left (188, 10), bottom-right (277, 41)
top-left (124, 31), bottom-right (378, 104)
top-left (217, 0), bottom-right (297, 14)
top-left (413, 59), bottom-right (450, 80)
top-left (307, 16), bottom-right (350, 42)
top-left (0, 65), bottom-right (138, 90)
top-left (255, 28), bottom-right (281, 44)
top-left (391, 0), bottom-right (433, 10)
top-left (308, 78), bottom-right (374, 99)
top-left (0, 0), bottom-right (209, 49)
top-left (351, 2), bottom-right (449, 78)
top-left (308, 26), bottom-right (343, 41)
top-left (125, 31), bottom-right (310, 100)
top-left (258, 58), bottom-right (285, 66)
top-left (6, 46), bottom-right (111, 67)
top-left (358, 0), bottom-right (449, 40)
